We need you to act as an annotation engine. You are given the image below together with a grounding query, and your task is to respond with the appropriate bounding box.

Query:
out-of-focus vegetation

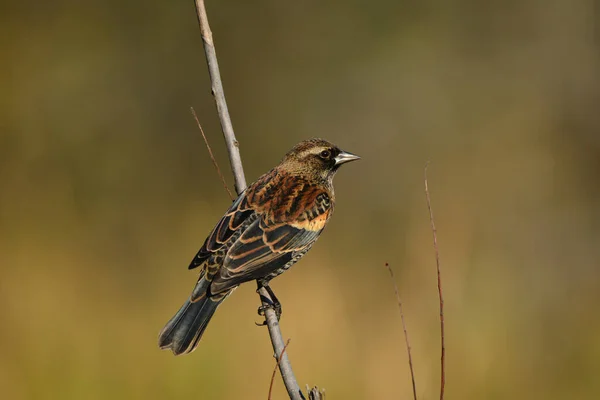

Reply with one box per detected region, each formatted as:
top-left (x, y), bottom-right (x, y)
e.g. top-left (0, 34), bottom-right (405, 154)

top-left (1, 1), bottom-right (599, 399)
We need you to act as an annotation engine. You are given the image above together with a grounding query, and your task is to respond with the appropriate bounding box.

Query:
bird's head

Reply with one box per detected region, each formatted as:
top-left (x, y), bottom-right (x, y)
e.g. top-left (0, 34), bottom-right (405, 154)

top-left (280, 138), bottom-right (360, 183)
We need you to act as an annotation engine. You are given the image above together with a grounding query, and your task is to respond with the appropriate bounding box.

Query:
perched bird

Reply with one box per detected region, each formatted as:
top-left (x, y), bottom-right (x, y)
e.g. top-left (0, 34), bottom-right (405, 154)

top-left (159, 138), bottom-right (359, 355)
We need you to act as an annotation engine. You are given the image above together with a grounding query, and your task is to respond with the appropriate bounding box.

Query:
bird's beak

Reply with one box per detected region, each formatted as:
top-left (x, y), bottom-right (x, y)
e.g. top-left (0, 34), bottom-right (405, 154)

top-left (334, 150), bottom-right (361, 166)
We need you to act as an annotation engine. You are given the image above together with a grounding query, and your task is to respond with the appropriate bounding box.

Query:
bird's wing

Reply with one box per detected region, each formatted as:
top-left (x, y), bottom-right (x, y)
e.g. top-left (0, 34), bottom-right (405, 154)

top-left (208, 186), bottom-right (333, 294)
top-left (188, 192), bottom-right (255, 270)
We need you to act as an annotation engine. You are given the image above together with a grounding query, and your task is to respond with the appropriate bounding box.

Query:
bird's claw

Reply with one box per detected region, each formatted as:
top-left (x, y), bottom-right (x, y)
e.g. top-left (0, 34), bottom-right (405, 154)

top-left (255, 302), bottom-right (282, 326)
top-left (255, 283), bottom-right (282, 326)
top-left (255, 304), bottom-right (270, 326)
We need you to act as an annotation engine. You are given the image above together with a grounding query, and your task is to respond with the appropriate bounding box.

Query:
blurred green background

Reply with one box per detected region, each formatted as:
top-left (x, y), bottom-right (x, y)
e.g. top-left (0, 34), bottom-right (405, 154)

top-left (2, 1), bottom-right (599, 399)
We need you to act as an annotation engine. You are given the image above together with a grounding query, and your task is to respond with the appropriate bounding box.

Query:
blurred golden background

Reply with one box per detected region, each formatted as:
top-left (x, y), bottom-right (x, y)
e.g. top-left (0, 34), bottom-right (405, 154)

top-left (2, 1), bottom-right (599, 399)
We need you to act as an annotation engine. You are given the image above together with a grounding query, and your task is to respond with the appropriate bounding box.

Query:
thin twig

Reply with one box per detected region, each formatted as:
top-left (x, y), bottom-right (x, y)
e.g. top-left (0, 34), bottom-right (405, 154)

top-left (257, 283), bottom-right (305, 400)
top-left (424, 162), bottom-right (445, 400)
top-left (194, 0), bottom-right (246, 195)
top-left (385, 262), bottom-right (417, 400)
top-left (268, 339), bottom-right (292, 400)
top-left (190, 107), bottom-right (234, 200)
top-left (193, 2), bottom-right (306, 399)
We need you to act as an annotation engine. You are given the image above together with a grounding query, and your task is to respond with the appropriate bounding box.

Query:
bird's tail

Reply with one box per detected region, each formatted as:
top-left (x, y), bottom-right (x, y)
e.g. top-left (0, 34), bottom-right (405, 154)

top-left (158, 279), bottom-right (226, 356)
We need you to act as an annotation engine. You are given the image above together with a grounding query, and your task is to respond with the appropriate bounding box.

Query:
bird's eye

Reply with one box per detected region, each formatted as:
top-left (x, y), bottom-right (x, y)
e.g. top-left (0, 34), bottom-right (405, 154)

top-left (319, 150), bottom-right (331, 159)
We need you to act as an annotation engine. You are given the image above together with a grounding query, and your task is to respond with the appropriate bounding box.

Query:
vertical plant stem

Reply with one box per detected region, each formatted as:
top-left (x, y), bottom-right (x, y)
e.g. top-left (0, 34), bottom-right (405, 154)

top-left (192, 2), bottom-right (305, 399)
top-left (425, 163), bottom-right (445, 400)
top-left (386, 263), bottom-right (418, 400)
top-left (194, 0), bottom-right (246, 194)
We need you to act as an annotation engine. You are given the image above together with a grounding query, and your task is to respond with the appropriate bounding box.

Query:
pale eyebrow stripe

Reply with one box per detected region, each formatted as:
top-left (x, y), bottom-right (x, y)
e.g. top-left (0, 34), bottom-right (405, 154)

top-left (298, 147), bottom-right (326, 158)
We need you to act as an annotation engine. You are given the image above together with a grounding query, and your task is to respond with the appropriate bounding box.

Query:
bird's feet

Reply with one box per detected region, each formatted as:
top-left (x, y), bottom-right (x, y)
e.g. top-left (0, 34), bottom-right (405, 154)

top-left (255, 283), bottom-right (282, 326)
top-left (257, 301), bottom-right (282, 320)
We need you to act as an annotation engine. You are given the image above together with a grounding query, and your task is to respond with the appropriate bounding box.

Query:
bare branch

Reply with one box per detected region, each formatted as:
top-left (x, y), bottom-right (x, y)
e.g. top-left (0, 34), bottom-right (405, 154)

top-left (385, 262), bottom-right (418, 400)
top-left (424, 162), bottom-right (445, 400)
top-left (268, 339), bottom-right (291, 400)
top-left (190, 107), bottom-right (234, 200)
top-left (194, 0), bottom-right (246, 195)
top-left (193, 2), bottom-right (306, 399)
top-left (257, 283), bottom-right (305, 400)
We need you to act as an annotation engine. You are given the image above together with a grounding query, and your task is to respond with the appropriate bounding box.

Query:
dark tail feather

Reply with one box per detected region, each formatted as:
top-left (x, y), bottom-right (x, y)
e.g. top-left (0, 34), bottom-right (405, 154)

top-left (158, 283), bottom-right (225, 355)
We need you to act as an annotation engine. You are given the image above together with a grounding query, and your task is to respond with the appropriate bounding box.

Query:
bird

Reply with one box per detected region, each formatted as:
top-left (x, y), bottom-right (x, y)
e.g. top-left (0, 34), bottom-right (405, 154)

top-left (158, 138), bottom-right (359, 355)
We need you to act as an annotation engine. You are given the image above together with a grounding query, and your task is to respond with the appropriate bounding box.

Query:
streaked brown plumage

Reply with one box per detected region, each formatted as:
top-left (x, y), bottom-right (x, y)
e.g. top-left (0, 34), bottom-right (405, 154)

top-left (159, 138), bottom-right (359, 355)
